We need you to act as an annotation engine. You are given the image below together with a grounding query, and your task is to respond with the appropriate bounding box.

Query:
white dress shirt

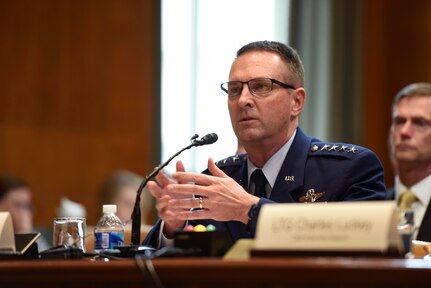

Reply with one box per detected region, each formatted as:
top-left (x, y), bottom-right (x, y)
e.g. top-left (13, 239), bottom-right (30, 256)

top-left (247, 129), bottom-right (296, 198)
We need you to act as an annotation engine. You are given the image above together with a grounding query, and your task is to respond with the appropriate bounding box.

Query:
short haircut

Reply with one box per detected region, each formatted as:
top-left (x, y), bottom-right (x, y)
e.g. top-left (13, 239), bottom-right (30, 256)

top-left (0, 174), bottom-right (29, 201)
top-left (236, 40), bottom-right (305, 87)
top-left (392, 82), bottom-right (431, 114)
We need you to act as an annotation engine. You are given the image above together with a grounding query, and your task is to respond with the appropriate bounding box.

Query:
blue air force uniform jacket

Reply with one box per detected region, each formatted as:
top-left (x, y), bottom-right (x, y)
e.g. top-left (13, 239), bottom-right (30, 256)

top-left (143, 128), bottom-right (386, 247)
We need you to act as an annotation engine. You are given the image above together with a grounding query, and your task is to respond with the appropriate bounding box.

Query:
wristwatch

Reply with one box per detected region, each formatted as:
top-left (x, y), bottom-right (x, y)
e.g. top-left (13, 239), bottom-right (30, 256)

top-left (246, 200), bottom-right (260, 232)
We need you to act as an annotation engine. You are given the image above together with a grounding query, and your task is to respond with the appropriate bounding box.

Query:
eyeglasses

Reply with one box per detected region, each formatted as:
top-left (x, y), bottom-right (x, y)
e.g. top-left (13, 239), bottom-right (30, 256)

top-left (220, 78), bottom-right (295, 99)
top-left (12, 201), bottom-right (34, 212)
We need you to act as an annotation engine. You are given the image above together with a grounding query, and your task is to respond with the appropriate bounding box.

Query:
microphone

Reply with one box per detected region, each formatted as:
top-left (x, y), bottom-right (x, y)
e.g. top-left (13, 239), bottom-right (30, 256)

top-left (193, 133), bottom-right (218, 146)
top-left (130, 133), bottom-right (218, 246)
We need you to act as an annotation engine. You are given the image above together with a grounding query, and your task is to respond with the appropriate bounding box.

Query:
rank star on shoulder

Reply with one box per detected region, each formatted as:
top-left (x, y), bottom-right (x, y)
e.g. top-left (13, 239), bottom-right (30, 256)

top-left (320, 144), bottom-right (330, 151)
top-left (339, 145), bottom-right (349, 152)
top-left (328, 145), bottom-right (339, 151)
top-left (348, 146), bottom-right (358, 153)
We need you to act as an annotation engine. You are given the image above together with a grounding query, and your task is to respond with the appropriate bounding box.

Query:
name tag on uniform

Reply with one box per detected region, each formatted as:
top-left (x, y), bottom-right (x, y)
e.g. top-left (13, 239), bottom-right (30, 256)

top-left (254, 201), bottom-right (402, 254)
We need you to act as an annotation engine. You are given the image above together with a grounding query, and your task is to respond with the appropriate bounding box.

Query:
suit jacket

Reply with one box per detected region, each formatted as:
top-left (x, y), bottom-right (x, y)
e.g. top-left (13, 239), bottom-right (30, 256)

top-left (386, 186), bottom-right (431, 241)
top-left (386, 187), bottom-right (395, 200)
top-left (143, 128), bottom-right (386, 247)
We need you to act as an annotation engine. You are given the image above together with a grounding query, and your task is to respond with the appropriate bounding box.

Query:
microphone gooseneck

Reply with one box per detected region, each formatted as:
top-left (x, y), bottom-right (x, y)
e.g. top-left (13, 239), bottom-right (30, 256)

top-left (131, 133), bottom-right (218, 245)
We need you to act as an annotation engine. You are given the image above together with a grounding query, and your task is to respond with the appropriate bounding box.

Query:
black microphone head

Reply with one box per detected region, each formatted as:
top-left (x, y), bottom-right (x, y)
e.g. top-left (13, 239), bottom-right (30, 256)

top-left (196, 133), bottom-right (218, 146)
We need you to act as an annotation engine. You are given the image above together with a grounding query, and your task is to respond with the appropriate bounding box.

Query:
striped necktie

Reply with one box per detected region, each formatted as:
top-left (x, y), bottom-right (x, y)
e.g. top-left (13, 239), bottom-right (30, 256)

top-left (398, 189), bottom-right (418, 211)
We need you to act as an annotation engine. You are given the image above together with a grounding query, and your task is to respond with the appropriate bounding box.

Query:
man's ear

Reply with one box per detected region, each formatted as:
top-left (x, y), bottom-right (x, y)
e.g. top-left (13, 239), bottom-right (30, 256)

top-left (291, 87), bottom-right (306, 117)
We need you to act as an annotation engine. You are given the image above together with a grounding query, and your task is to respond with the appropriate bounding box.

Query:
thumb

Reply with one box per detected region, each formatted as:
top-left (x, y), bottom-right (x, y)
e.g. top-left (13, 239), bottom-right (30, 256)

top-left (176, 160), bottom-right (185, 173)
top-left (207, 157), bottom-right (226, 177)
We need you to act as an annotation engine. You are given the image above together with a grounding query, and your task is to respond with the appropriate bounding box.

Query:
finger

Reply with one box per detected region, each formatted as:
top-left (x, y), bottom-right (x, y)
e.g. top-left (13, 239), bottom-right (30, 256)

top-left (168, 197), bottom-right (201, 210)
top-left (176, 209), bottom-right (212, 221)
top-left (147, 180), bottom-right (165, 198)
top-left (154, 169), bottom-right (174, 188)
top-left (156, 196), bottom-right (188, 217)
top-left (155, 195), bottom-right (170, 213)
top-left (207, 157), bottom-right (226, 177)
top-left (165, 182), bottom-right (209, 197)
top-left (172, 171), bottom-right (213, 186)
top-left (176, 160), bottom-right (185, 173)
top-left (149, 179), bottom-right (188, 200)
top-left (159, 209), bottom-right (184, 227)
top-left (172, 158), bottom-right (227, 182)
top-left (176, 160), bottom-right (188, 184)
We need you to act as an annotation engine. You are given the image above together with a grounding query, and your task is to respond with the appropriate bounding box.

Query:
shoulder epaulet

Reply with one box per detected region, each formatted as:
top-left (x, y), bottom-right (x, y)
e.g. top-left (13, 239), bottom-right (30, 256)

top-left (215, 153), bottom-right (247, 168)
top-left (308, 142), bottom-right (362, 157)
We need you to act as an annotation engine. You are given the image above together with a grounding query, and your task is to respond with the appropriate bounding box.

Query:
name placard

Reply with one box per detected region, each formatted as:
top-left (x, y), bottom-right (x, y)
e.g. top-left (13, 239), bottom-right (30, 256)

top-left (0, 212), bottom-right (16, 253)
top-left (254, 201), bottom-right (401, 253)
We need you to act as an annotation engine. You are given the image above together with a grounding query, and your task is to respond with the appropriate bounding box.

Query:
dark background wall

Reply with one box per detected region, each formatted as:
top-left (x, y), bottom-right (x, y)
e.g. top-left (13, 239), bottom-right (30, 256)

top-left (1, 0), bottom-right (431, 229)
top-left (362, 0), bottom-right (431, 187)
top-left (0, 0), bottom-right (160, 226)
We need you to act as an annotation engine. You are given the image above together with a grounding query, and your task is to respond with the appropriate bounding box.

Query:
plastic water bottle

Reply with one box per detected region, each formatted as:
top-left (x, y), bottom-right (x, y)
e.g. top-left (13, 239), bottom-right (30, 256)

top-left (94, 204), bottom-right (124, 253)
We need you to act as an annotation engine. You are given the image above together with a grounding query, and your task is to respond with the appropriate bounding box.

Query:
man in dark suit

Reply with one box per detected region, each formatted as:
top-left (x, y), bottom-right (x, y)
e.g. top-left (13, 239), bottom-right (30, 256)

top-left (386, 83), bottom-right (431, 242)
top-left (143, 41), bottom-right (386, 248)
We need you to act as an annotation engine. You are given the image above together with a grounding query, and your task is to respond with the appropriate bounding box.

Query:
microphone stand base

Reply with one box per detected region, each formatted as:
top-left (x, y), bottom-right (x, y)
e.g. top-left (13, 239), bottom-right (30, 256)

top-left (111, 245), bottom-right (156, 258)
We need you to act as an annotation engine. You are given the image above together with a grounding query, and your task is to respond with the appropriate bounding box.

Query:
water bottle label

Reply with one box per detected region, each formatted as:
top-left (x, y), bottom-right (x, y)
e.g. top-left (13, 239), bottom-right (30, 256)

top-left (94, 231), bottom-right (124, 250)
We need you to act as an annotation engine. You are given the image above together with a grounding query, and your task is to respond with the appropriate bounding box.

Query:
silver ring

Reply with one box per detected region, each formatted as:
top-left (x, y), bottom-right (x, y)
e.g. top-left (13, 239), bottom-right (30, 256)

top-left (199, 197), bottom-right (203, 209)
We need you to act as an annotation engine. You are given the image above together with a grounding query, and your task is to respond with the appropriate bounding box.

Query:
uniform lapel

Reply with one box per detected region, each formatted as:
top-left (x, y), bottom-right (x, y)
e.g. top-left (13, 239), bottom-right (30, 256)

top-left (270, 128), bottom-right (312, 203)
top-left (226, 129), bottom-right (312, 239)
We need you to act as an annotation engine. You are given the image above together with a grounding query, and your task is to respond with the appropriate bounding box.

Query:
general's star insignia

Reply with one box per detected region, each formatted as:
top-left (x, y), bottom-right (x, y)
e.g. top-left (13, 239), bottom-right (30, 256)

top-left (311, 145), bottom-right (319, 152)
top-left (320, 144), bottom-right (330, 151)
top-left (328, 145), bottom-right (339, 151)
top-left (339, 145), bottom-right (348, 152)
top-left (348, 146), bottom-right (358, 153)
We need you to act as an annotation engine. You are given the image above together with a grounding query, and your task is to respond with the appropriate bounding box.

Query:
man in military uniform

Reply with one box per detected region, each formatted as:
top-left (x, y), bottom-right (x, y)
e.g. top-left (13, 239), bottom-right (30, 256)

top-left (143, 41), bottom-right (386, 247)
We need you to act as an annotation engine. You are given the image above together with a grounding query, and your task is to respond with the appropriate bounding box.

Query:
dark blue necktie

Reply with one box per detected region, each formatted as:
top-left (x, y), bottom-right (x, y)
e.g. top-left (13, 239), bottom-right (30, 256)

top-left (251, 169), bottom-right (268, 198)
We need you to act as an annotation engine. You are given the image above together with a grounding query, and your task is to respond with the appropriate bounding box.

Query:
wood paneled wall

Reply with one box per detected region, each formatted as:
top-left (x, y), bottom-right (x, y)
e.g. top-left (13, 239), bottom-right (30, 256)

top-left (362, 0), bottom-right (431, 187)
top-left (3, 0), bottom-right (431, 230)
top-left (0, 0), bottom-right (160, 226)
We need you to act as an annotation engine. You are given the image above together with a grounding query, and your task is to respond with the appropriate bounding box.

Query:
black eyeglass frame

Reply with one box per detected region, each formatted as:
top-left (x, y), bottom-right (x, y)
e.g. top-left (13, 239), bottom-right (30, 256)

top-left (220, 78), bottom-right (296, 99)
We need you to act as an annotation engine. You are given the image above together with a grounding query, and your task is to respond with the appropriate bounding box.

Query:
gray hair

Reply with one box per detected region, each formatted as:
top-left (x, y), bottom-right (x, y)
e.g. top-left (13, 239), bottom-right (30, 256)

top-left (392, 82), bottom-right (431, 114)
top-left (236, 40), bottom-right (305, 87)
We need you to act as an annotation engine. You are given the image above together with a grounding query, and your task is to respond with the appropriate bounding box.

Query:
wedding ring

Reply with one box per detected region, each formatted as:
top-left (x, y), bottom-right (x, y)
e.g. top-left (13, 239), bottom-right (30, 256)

top-left (199, 197), bottom-right (203, 209)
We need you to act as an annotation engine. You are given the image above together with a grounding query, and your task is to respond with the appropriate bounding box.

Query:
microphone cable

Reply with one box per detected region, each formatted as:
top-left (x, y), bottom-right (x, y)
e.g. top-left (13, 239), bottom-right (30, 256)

top-left (135, 254), bottom-right (165, 288)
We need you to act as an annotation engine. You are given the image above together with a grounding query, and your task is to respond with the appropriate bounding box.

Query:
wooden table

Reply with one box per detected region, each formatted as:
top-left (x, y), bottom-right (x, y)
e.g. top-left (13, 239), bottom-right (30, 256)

top-left (1, 257), bottom-right (431, 288)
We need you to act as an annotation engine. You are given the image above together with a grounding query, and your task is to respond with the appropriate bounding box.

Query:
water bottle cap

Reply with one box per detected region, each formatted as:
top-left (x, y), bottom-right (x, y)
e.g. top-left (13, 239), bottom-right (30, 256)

top-left (103, 204), bottom-right (117, 213)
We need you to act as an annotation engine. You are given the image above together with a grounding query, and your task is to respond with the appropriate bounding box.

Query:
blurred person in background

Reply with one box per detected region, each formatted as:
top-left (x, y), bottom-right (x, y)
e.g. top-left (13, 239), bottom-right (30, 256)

top-left (99, 170), bottom-right (155, 225)
top-left (85, 170), bottom-right (154, 252)
top-left (387, 82), bottom-right (431, 242)
top-left (0, 174), bottom-right (50, 251)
